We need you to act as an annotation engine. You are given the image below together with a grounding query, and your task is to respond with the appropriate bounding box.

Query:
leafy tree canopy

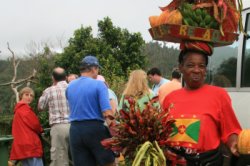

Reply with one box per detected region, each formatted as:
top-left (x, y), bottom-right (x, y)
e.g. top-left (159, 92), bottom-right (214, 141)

top-left (55, 17), bottom-right (146, 84)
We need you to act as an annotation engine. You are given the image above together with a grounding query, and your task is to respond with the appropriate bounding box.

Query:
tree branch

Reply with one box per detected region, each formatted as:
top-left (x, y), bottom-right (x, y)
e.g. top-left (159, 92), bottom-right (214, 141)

top-left (0, 69), bottom-right (37, 86)
top-left (16, 83), bottom-right (24, 90)
top-left (8, 42), bottom-right (20, 82)
top-left (0, 43), bottom-right (37, 103)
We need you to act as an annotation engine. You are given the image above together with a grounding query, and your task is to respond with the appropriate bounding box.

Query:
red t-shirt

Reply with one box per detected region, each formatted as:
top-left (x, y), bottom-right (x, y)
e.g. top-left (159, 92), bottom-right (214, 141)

top-left (163, 84), bottom-right (242, 152)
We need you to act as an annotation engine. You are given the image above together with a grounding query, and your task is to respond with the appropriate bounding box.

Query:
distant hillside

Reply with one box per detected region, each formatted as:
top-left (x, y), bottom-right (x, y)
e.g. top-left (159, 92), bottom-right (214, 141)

top-left (144, 42), bottom-right (180, 79)
top-left (210, 45), bottom-right (238, 71)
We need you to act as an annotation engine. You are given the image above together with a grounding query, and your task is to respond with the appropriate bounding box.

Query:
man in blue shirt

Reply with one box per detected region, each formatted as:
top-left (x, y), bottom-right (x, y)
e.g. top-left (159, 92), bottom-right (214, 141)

top-left (66, 55), bottom-right (115, 166)
top-left (147, 67), bottom-right (170, 95)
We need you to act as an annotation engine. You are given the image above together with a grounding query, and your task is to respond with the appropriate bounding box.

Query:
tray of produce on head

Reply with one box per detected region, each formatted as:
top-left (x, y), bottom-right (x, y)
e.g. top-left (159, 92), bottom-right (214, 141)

top-left (148, 1), bottom-right (240, 46)
top-left (149, 24), bottom-right (238, 47)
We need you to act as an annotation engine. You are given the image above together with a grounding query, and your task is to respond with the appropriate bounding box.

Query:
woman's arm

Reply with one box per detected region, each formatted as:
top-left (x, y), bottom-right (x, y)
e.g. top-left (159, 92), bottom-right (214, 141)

top-left (227, 133), bottom-right (240, 156)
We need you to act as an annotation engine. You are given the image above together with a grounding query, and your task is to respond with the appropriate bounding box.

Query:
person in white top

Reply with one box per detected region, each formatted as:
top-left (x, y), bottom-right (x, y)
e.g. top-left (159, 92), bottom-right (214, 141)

top-left (147, 67), bottom-right (170, 95)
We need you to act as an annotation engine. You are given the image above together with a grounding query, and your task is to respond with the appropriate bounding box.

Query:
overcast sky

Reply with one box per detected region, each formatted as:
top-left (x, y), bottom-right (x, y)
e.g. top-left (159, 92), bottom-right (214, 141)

top-left (0, 0), bottom-right (170, 58)
top-left (0, 0), bottom-right (249, 59)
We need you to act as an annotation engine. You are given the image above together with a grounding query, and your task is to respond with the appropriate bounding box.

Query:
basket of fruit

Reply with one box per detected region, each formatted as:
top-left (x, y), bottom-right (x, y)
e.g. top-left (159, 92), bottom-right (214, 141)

top-left (149, 0), bottom-right (242, 46)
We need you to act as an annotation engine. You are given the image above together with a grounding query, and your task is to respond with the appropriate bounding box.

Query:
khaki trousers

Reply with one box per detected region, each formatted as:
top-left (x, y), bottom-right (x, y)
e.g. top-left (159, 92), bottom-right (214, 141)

top-left (50, 123), bottom-right (70, 166)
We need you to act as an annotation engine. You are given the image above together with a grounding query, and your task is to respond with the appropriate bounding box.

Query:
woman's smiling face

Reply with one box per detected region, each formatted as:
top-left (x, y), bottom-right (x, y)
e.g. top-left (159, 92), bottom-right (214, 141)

top-left (179, 52), bottom-right (207, 90)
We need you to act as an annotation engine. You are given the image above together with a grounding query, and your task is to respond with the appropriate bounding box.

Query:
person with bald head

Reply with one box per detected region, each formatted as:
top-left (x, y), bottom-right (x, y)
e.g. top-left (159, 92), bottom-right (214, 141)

top-left (38, 67), bottom-right (71, 166)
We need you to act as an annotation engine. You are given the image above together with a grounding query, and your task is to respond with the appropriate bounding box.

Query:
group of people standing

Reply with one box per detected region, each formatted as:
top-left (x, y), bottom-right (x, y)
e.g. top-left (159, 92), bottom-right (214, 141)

top-left (10, 67), bottom-right (72, 166)
top-left (9, 48), bottom-right (243, 166)
top-left (9, 55), bottom-right (119, 166)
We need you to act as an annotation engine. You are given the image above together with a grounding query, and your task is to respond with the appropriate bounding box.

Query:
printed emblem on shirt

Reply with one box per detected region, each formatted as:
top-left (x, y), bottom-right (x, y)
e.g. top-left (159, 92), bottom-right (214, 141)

top-left (169, 116), bottom-right (200, 149)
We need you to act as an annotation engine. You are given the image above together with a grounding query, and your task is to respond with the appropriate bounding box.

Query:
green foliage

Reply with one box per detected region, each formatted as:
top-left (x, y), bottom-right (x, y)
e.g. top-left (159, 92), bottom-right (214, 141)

top-left (0, 57), bottom-right (39, 114)
top-left (32, 46), bottom-right (56, 129)
top-left (55, 17), bottom-right (146, 92)
top-left (36, 46), bottom-right (56, 90)
top-left (98, 18), bottom-right (146, 74)
top-left (144, 42), bottom-right (180, 79)
top-left (0, 60), bottom-right (17, 113)
top-left (29, 46), bottom-right (56, 165)
top-left (215, 57), bottom-right (237, 87)
top-left (55, 26), bottom-right (96, 74)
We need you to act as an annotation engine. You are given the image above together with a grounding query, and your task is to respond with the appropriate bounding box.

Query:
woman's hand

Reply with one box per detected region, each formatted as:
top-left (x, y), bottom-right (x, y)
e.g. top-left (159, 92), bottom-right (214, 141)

top-left (227, 134), bottom-right (240, 156)
top-left (103, 110), bottom-right (115, 127)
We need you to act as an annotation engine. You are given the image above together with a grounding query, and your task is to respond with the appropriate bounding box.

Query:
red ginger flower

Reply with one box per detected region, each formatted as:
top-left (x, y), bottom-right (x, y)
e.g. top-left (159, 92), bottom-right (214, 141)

top-left (101, 96), bottom-right (175, 160)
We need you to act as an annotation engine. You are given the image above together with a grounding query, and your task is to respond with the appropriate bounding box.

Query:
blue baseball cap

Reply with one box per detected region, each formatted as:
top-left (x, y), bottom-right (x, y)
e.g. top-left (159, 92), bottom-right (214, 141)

top-left (81, 55), bottom-right (101, 68)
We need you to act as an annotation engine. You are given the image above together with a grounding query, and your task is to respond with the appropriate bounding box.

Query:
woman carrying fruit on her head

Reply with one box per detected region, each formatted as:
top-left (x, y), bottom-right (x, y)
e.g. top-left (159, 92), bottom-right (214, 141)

top-left (162, 41), bottom-right (242, 166)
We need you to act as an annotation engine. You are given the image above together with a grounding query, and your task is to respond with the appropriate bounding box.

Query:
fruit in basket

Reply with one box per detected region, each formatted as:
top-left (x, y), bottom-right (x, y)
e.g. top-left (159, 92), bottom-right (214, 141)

top-left (157, 10), bottom-right (171, 25)
top-left (183, 18), bottom-right (197, 27)
top-left (149, 10), bottom-right (170, 27)
top-left (149, 16), bottom-right (160, 27)
top-left (179, 2), bottom-right (219, 29)
top-left (166, 10), bottom-right (183, 25)
top-left (149, 9), bottom-right (182, 27)
top-left (204, 15), bottom-right (212, 25)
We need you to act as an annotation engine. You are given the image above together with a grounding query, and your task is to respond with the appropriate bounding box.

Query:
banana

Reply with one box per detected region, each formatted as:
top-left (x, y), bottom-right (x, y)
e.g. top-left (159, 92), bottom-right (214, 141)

top-left (182, 9), bottom-right (190, 18)
top-left (195, 9), bottom-right (202, 17)
top-left (210, 21), bottom-right (219, 29)
top-left (200, 10), bottom-right (206, 19)
top-left (187, 18), bottom-right (196, 26)
top-left (204, 15), bottom-right (212, 25)
top-left (200, 21), bottom-right (206, 28)
top-left (184, 3), bottom-right (193, 10)
top-left (195, 15), bottom-right (203, 24)
top-left (193, 22), bottom-right (199, 27)
top-left (190, 12), bottom-right (198, 23)
top-left (180, 2), bottom-right (219, 29)
top-left (183, 18), bottom-right (190, 26)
